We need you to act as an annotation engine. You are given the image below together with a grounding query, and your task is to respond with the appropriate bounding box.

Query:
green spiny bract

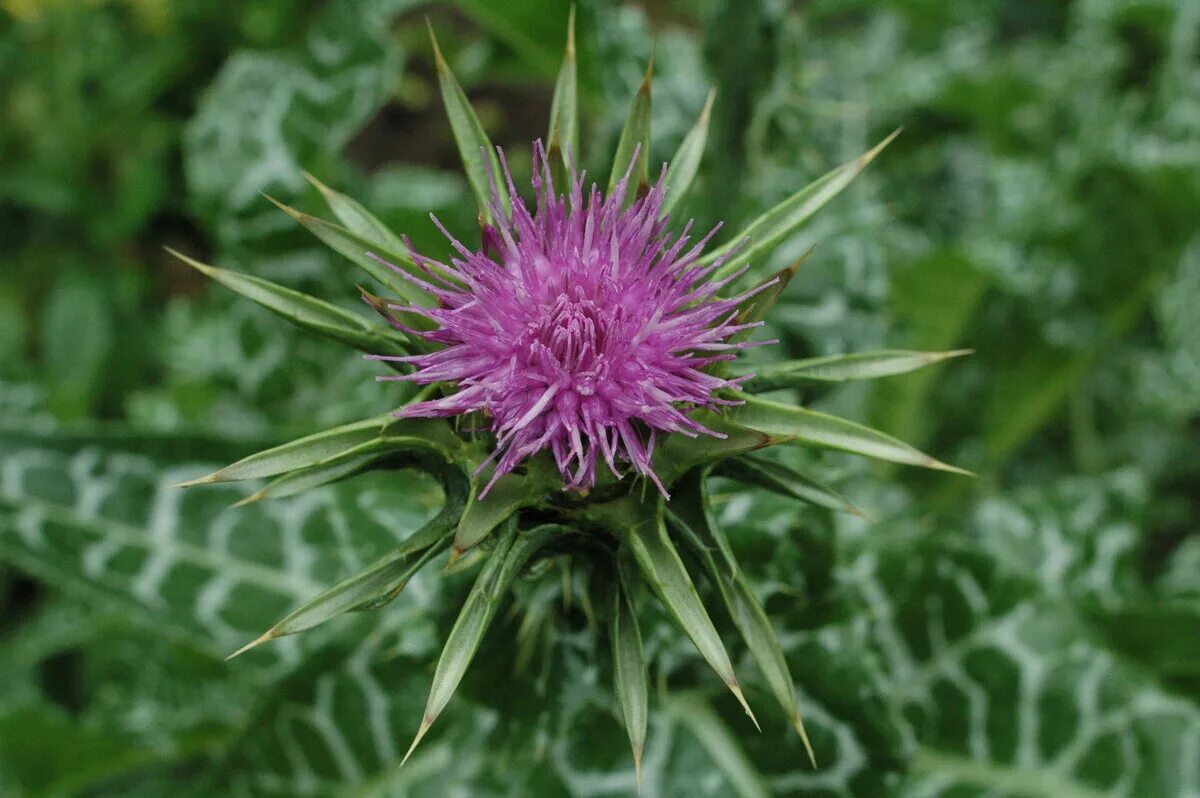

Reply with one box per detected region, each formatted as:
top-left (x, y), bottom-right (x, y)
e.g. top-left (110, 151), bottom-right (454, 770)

top-left (173, 11), bottom-right (969, 777)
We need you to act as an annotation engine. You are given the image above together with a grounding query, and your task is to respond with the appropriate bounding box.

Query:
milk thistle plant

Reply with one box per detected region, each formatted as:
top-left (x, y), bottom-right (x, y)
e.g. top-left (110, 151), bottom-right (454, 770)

top-left (174, 14), bottom-right (969, 777)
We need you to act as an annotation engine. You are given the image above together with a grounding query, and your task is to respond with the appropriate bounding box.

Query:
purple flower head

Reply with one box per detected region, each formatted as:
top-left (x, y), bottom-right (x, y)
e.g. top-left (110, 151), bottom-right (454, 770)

top-left (371, 142), bottom-right (775, 498)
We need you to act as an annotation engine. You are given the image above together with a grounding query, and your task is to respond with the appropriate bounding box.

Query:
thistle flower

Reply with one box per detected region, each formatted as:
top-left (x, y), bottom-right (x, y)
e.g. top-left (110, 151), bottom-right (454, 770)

top-left (174, 12), bottom-right (970, 780)
top-left (373, 142), bottom-right (772, 499)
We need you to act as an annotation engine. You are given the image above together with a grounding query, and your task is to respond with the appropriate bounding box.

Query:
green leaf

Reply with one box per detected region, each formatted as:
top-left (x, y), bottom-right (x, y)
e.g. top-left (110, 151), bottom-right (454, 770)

top-left (546, 6), bottom-right (579, 178)
top-left (661, 88), bottom-right (715, 219)
top-left (669, 469), bottom-right (737, 578)
top-left (668, 473), bottom-right (815, 765)
top-left (743, 349), bottom-right (972, 392)
top-left (655, 410), bottom-right (775, 486)
top-left (750, 347), bottom-right (970, 386)
top-left (611, 553), bottom-right (649, 785)
top-left (233, 453), bottom-right (383, 506)
top-left (265, 197), bottom-right (441, 309)
top-left (176, 414), bottom-right (394, 486)
top-left (227, 458), bottom-right (469, 657)
top-left (403, 520), bottom-right (558, 763)
top-left (428, 23), bottom-right (510, 224)
top-left (622, 496), bottom-right (758, 728)
top-left (302, 171), bottom-right (406, 253)
top-left (704, 130), bottom-right (900, 279)
top-left (166, 249), bottom-right (410, 356)
top-left (608, 59), bottom-right (653, 198)
top-left (228, 525), bottom-right (450, 658)
top-left (452, 466), bottom-right (551, 558)
top-left (230, 431), bottom-right (461, 506)
top-left (715, 454), bottom-right (863, 516)
top-left (729, 396), bottom-right (971, 475)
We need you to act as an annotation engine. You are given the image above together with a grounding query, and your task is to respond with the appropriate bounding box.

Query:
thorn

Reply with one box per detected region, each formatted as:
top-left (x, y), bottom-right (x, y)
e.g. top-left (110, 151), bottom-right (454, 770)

top-left (226, 629), bottom-right (276, 661)
top-left (700, 87), bottom-right (716, 122)
top-left (231, 490), bottom-right (265, 508)
top-left (729, 681), bottom-right (760, 732)
top-left (174, 472), bottom-right (220, 489)
top-left (300, 169), bottom-right (325, 192)
top-left (855, 127), bottom-right (903, 170)
top-left (924, 457), bottom-right (975, 477)
top-left (262, 194), bottom-right (297, 217)
top-left (933, 348), bottom-right (975, 361)
top-left (445, 545), bottom-right (464, 569)
top-left (789, 244), bottom-right (817, 272)
top-left (401, 716), bottom-right (433, 767)
top-left (639, 52), bottom-right (654, 93)
top-left (754, 433), bottom-right (786, 450)
top-left (426, 18), bottom-right (447, 73)
top-left (633, 744), bottom-right (643, 793)
top-left (164, 247), bottom-right (214, 275)
top-left (846, 502), bottom-right (871, 521)
top-left (565, 5), bottom-right (576, 59)
top-left (792, 715), bottom-right (817, 769)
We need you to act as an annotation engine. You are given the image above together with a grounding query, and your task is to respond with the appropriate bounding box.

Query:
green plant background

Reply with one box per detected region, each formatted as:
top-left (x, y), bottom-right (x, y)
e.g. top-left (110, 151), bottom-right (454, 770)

top-left (2, 0), bottom-right (1198, 795)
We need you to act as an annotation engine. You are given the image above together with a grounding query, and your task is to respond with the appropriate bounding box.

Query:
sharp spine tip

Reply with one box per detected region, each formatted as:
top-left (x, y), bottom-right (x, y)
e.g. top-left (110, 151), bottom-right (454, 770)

top-left (928, 458), bottom-right (975, 477)
top-left (226, 630), bottom-right (274, 661)
top-left (174, 473), bottom-right (218, 489)
top-left (231, 491), bottom-right (264, 508)
top-left (565, 5), bottom-right (576, 58)
top-left (262, 194), bottom-right (294, 215)
top-left (858, 128), bottom-right (903, 168)
top-left (640, 54), bottom-right (654, 90)
top-left (730, 682), bottom-right (760, 732)
top-left (426, 19), bottom-right (447, 70)
top-left (400, 717), bottom-right (432, 767)
top-left (792, 716), bottom-right (817, 769)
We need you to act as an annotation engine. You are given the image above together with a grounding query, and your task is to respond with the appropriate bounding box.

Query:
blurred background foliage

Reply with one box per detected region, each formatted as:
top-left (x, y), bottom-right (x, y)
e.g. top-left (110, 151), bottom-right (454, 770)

top-left (1, 0), bottom-right (1198, 795)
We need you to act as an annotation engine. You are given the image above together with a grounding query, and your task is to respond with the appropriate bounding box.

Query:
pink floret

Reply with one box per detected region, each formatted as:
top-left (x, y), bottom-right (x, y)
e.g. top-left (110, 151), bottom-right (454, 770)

top-left (372, 142), bottom-right (773, 497)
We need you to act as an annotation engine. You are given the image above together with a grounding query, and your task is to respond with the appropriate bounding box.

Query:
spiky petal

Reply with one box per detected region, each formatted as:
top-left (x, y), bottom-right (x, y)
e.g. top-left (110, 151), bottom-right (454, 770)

top-left (372, 142), bottom-right (774, 496)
